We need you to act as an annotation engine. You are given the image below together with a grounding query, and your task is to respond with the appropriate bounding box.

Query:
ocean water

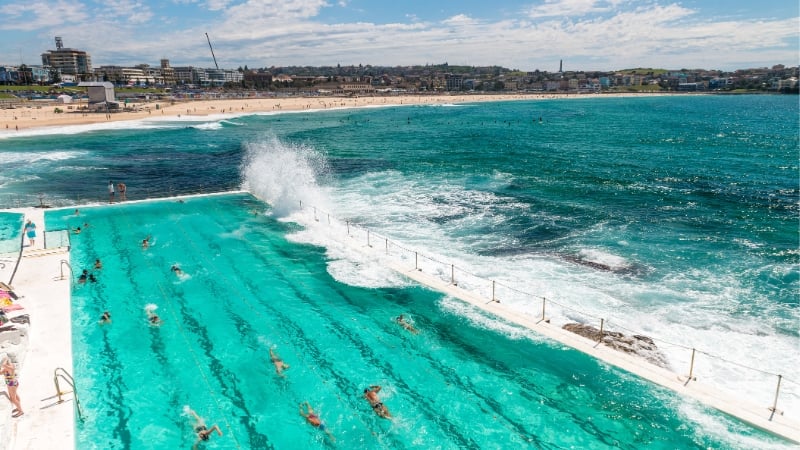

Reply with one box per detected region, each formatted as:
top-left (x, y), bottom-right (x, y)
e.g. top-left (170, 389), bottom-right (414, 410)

top-left (1, 95), bottom-right (799, 447)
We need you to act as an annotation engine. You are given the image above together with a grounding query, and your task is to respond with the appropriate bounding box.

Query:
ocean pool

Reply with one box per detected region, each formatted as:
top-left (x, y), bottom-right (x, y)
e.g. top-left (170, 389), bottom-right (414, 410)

top-left (45, 193), bottom-right (782, 449)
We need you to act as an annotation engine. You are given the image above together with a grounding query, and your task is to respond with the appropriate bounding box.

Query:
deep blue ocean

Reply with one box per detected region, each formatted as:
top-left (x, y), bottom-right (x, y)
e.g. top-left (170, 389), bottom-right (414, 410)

top-left (1, 94), bottom-right (798, 447)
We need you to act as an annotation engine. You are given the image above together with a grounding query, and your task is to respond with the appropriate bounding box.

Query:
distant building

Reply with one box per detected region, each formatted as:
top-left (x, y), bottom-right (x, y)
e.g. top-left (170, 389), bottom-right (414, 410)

top-left (445, 74), bottom-right (463, 91)
top-left (41, 37), bottom-right (92, 78)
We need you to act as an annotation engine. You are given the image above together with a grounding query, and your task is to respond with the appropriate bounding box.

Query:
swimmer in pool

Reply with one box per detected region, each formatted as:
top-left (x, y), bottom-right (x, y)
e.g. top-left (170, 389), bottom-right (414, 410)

top-left (99, 311), bottom-right (111, 324)
top-left (94, 259), bottom-right (102, 269)
top-left (299, 402), bottom-right (335, 442)
top-left (171, 264), bottom-right (183, 276)
top-left (364, 385), bottom-right (391, 419)
top-left (269, 347), bottom-right (289, 377)
top-left (142, 235), bottom-right (151, 249)
top-left (395, 314), bottom-right (419, 334)
top-left (146, 305), bottom-right (162, 326)
top-left (186, 406), bottom-right (222, 449)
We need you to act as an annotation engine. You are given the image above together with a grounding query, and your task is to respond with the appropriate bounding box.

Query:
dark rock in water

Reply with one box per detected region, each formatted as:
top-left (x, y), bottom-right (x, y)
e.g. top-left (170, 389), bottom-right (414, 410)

top-left (562, 323), bottom-right (669, 368)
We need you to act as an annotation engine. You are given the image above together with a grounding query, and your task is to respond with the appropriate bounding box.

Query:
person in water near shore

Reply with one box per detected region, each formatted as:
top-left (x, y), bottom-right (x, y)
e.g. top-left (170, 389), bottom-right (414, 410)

top-left (363, 385), bottom-right (391, 419)
top-left (395, 314), bottom-right (419, 334)
top-left (269, 347), bottom-right (289, 377)
top-left (186, 406), bottom-right (222, 449)
top-left (299, 402), bottom-right (335, 441)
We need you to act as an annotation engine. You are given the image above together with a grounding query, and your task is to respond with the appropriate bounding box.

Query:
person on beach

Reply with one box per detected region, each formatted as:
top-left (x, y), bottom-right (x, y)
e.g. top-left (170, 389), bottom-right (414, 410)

top-left (117, 182), bottom-right (127, 201)
top-left (108, 180), bottom-right (115, 203)
top-left (363, 385), bottom-right (391, 419)
top-left (299, 402), bottom-right (335, 441)
top-left (269, 347), bottom-right (289, 377)
top-left (395, 314), bottom-right (419, 334)
top-left (2, 357), bottom-right (22, 417)
top-left (186, 406), bottom-right (222, 449)
top-left (99, 311), bottom-right (111, 324)
top-left (23, 220), bottom-right (36, 247)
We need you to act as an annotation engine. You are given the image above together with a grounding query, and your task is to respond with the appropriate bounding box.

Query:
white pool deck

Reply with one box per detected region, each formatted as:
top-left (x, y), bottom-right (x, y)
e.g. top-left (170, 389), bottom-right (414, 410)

top-left (0, 197), bottom-right (798, 448)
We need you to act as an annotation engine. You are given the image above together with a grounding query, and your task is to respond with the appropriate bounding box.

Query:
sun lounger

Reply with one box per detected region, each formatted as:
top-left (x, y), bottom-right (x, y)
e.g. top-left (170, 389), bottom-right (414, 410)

top-left (0, 283), bottom-right (18, 300)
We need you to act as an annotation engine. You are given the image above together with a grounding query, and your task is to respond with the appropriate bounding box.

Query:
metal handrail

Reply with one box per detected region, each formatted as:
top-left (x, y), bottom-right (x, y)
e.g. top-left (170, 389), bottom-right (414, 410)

top-left (53, 367), bottom-right (83, 421)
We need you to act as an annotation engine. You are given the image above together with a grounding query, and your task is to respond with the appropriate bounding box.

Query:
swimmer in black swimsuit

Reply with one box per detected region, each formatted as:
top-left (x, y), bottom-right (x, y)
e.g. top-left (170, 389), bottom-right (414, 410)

top-left (364, 385), bottom-right (391, 419)
top-left (186, 407), bottom-right (222, 449)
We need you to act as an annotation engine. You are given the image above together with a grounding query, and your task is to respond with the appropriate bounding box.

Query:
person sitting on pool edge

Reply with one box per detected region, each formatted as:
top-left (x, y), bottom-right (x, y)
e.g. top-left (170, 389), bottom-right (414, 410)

top-left (299, 402), bottom-right (335, 442)
top-left (269, 347), bottom-right (289, 377)
top-left (186, 406), bottom-right (222, 449)
top-left (364, 385), bottom-right (391, 419)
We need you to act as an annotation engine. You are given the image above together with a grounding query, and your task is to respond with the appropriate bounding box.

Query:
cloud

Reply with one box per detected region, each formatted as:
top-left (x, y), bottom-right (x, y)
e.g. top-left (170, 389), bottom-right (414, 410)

top-left (103, 0), bottom-right (154, 24)
top-left (1, 0), bottom-right (797, 71)
top-left (526, 0), bottom-right (625, 19)
top-left (0, 0), bottom-right (89, 31)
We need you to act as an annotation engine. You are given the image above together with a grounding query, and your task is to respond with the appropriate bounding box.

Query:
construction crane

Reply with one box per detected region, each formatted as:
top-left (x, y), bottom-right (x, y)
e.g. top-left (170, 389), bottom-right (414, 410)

top-left (205, 33), bottom-right (219, 69)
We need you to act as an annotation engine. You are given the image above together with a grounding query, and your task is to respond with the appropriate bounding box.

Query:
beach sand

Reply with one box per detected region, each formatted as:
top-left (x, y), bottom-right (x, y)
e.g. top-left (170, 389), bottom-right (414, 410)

top-left (0, 92), bottom-right (664, 132)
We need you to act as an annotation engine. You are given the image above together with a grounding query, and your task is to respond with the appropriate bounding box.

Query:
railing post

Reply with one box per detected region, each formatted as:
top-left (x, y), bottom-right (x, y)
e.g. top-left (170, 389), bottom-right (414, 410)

top-left (367, 230), bottom-right (371, 247)
top-left (299, 200), bottom-right (302, 208)
top-left (346, 221), bottom-right (350, 235)
top-left (450, 264), bottom-right (455, 285)
top-left (598, 318), bottom-right (604, 343)
top-left (688, 348), bottom-right (696, 381)
top-left (415, 252), bottom-right (418, 270)
top-left (385, 238), bottom-right (388, 255)
top-left (313, 207), bottom-right (318, 221)
top-left (492, 281), bottom-right (496, 302)
top-left (327, 214), bottom-right (330, 225)
top-left (769, 374), bottom-right (783, 418)
top-left (541, 297), bottom-right (546, 321)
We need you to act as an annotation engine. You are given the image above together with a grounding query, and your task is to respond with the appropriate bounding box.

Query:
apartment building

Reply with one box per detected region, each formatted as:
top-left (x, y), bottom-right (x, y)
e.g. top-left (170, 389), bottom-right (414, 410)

top-left (41, 37), bottom-right (91, 77)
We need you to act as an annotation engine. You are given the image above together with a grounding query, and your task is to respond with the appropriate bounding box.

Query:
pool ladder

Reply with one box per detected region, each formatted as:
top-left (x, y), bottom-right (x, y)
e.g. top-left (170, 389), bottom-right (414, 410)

top-left (52, 367), bottom-right (84, 421)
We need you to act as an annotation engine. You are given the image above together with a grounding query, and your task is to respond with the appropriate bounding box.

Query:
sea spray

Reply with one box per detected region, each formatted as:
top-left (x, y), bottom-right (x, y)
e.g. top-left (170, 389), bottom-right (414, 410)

top-left (240, 134), bottom-right (331, 217)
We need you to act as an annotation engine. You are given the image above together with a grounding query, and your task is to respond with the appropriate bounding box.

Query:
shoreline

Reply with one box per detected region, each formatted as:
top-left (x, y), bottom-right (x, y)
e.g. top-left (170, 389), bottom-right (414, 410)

top-left (0, 92), bottom-right (677, 133)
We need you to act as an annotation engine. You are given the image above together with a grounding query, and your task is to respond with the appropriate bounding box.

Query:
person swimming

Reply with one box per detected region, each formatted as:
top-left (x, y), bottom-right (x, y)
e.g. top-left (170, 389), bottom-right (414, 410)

top-left (171, 264), bottom-right (183, 276)
top-left (78, 269), bottom-right (89, 284)
top-left (395, 314), bottom-right (419, 334)
top-left (94, 259), bottom-right (102, 269)
top-left (269, 347), bottom-right (290, 377)
top-left (363, 385), bottom-right (391, 419)
top-left (99, 311), bottom-right (111, 324)
top-left (145, 304), bottom-right (162, 326)
top-left (185, 406), bottom-right (222, 449)
top-left (299, 402), bottom-right (335, 442)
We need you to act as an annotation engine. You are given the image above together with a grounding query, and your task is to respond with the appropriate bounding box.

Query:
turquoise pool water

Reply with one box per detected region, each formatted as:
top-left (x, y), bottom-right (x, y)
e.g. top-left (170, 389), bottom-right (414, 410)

top-left (0, 212), bottom-right (22, 254)
top-left (46, 194), bottom-right (783, 449)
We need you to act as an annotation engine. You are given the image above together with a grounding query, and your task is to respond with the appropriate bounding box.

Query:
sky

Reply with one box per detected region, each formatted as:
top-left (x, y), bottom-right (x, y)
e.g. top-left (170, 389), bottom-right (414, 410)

top-left (0, 0), bottom-right (797, 72)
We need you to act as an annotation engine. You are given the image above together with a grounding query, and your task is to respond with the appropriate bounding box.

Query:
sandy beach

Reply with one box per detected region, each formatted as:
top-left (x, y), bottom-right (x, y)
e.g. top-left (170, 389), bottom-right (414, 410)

top-left (0, 92), bottom-right (664, 132)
